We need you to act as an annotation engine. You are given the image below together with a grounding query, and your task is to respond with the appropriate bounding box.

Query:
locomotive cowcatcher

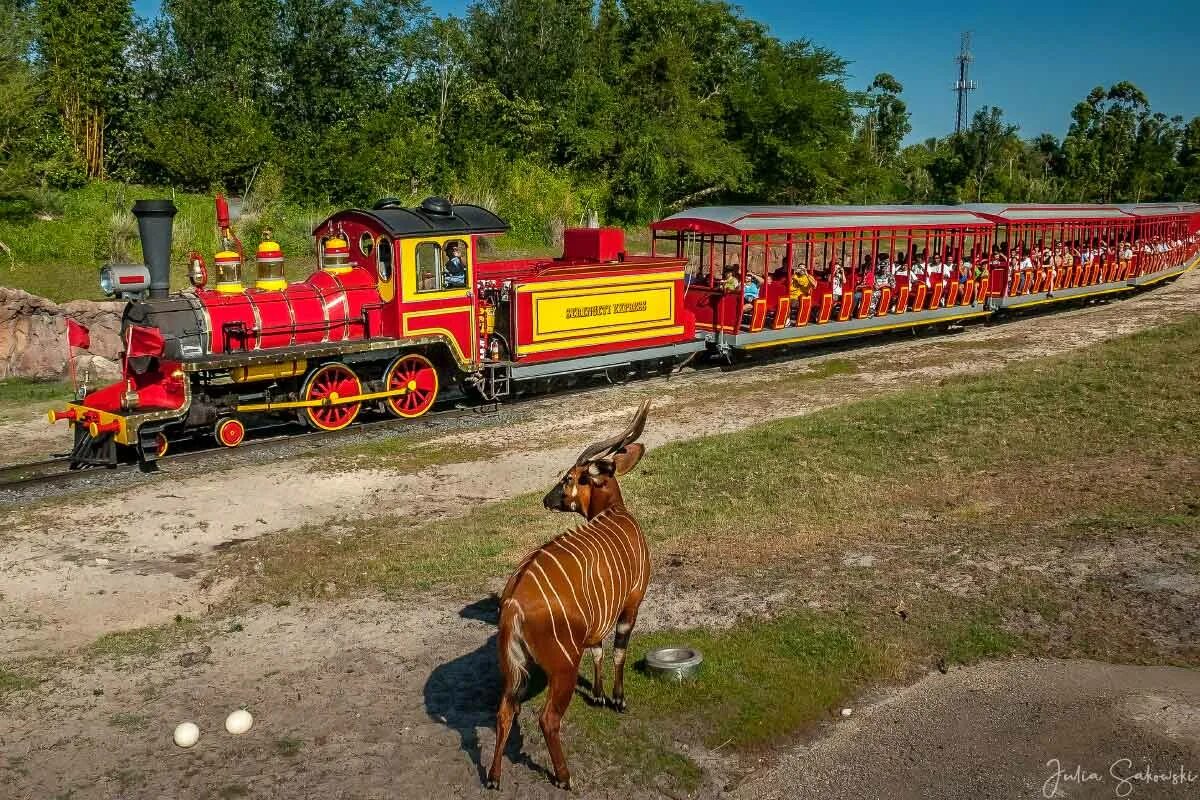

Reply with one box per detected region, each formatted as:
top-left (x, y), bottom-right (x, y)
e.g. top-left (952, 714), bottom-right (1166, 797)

top-left (48, 197), bottom-right (703, 467)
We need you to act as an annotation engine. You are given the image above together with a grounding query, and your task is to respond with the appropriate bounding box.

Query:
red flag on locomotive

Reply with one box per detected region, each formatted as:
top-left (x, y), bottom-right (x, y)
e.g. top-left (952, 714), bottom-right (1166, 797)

top-left (66, 318), bottom-right (90, 350)
top-left (125, 324), bottom-right (165, 359)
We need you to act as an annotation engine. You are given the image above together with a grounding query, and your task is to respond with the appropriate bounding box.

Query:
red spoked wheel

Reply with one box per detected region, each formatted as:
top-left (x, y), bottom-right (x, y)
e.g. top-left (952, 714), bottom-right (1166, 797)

top-left (383, 353), bottom-right (439, 419)
top-left (215, 417), bottom-right (245, 447)
top-left (154, 432), bottom-right (170, 458)
top-left (301, 363), bottom-right (362, 431)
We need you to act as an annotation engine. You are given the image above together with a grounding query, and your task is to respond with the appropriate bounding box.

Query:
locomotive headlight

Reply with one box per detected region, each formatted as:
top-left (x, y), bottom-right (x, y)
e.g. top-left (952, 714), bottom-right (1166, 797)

top-left (98, 263), bottom-right (151, 298)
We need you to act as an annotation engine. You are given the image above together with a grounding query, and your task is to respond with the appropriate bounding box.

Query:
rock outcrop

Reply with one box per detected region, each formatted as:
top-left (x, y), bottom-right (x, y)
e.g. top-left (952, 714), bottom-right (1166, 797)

top-left (0, 287), bottom-right (124, 380)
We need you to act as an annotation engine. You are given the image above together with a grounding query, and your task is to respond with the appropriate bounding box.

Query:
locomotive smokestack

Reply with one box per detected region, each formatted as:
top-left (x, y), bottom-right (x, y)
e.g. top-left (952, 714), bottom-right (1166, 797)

top-left (132, 199), bottom-right (178, 299)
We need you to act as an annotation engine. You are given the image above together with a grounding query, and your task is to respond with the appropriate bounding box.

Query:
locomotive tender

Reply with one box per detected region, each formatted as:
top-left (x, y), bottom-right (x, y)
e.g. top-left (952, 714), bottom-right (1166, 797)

top-left (48, 197), bottom-right (1200, 468)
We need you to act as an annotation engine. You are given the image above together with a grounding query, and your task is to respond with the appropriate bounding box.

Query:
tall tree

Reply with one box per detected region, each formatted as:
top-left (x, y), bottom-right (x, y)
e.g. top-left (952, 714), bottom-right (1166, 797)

top-left (1062, 82), bottom-right (1151, 202)
top-left (955, 106), bottom-right (1019, 201)
top-left (860, 73), bottom-right (910, 168)
top-left (36, 0), bottom-right (133, 178)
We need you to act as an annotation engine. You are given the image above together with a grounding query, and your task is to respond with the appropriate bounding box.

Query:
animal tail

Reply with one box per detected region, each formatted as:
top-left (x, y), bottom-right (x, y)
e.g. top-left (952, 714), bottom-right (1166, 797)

top-left (497, 598), bottom-right (529, 696)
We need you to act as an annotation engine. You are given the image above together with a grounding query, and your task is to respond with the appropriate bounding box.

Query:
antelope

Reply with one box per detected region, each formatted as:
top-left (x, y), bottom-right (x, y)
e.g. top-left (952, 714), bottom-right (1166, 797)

top-left (486, 400), bottom-right (652, 791)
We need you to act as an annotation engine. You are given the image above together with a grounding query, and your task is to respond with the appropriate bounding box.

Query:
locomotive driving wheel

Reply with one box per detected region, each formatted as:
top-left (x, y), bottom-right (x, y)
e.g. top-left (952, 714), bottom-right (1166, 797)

top-left (301, 363), bottom-right (363, 431)
top-left (383, 353), bottom-right (439, 418)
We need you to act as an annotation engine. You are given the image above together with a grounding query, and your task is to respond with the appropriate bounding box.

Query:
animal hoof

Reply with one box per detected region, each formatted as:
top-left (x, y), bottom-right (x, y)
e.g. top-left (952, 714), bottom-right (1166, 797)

top-left (552, 775), bottom-right (574, 791)
top-left (611, 697), bottom-right (627, 713)
top-left (485, 778), bottom-right (500, 790)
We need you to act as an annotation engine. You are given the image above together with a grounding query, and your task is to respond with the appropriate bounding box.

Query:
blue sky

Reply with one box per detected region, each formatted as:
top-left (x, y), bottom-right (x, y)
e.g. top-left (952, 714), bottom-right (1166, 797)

top-left (132, 0), bottom-right (1198, 144)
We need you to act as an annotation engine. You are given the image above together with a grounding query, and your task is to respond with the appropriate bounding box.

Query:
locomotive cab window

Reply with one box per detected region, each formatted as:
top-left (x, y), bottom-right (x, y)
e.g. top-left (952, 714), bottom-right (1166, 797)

top-left (415, 239), bottom-right (469, 292)
top-left (377, 237), bottom-right (393, 282)
top-left (415, 241), bottom-right (443, 291)
top-left (443, 239), bottom-right (469, 289)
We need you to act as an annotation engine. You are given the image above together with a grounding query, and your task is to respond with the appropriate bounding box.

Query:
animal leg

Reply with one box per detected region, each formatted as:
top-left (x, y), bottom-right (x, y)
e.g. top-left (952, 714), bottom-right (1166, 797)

top-left (540, 666), bottom-right (578, 790)
top-left (486, 691), bottom-right (520, 790)
top-left (486, 603), bottom-right (525, 790)
top-left (610, 603), bottom-right (641, 713)
top-left (589, 645), bottom-right (608, 706)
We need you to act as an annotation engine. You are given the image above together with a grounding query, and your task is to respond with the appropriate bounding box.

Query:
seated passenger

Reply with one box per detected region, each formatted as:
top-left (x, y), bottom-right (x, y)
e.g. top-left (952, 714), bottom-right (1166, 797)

top-left (910, 253), bottom-right (927, 291)
top-left (1042, 248), bottom-right (1055, 297)
top-left (927, 252), bottom-right (945, 304)
top-left (789, 265), bottom-right (815, 323)
top-left (444, 242), bottom-right (468, 288)
top-left (742, 272), bottom-right (763, 316)
top-left (1016, 248), bottom-right (1033, 293)
top-left (720, 264), bottom-right (741, 294)
top-left (830, 264), bottom-right (846, 314)
top-left (892, 252), bottom-right (910, 291)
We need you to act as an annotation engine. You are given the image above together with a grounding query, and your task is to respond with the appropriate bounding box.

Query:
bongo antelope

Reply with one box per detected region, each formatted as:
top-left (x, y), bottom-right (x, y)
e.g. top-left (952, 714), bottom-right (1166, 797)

top-left (486, 400), bottom-right (652, 791)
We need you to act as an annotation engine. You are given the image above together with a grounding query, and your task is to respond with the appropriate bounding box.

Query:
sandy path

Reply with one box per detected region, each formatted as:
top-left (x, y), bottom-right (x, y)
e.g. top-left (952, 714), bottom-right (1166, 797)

top-left (733, 659), bottom-right (1200, 800)
top-left (1, 269), bottom-right (1198, 657)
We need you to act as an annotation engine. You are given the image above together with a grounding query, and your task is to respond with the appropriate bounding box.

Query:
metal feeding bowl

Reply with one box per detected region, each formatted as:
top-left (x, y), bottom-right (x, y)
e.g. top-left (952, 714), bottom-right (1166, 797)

top-left (643, 646), bottom-right (704, 682)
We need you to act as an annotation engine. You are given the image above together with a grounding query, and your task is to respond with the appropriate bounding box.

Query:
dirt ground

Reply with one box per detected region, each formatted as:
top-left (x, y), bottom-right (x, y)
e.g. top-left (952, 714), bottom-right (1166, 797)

top-left (735, 659), bottom-right (1200, 800)
top-left (1, 271), bottom-right (1199, 798)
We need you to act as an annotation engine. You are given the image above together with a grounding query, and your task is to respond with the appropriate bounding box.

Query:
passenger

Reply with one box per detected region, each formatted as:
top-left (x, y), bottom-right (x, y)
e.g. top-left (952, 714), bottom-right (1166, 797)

top-left (720, 264), bottom-right (741, 294)
top-left (972, 253), bottom-right (988, 306)
top-left (855, 259), bottom-right (876, 315)
top-left (928, 251), bottom-right (946, 305)
top-left (893, 252), bottom-right (910, 289)
top-left (873, 254), bottom-right (894, 314)
top-left (742, 272), bottom-right (763, 316)
top-left (444, 242), bottom-right (468, 288)
top-left (1058, 243), bottom-right (1074, 288)
top-left (1018, 248), bottom-right (1034, 293)
top-left (910, 251), bottom-right (927, 293)
top-left (1040, 248), bottom-right (1055, 297)
top-left (830, 263), bottom-right (846, 314)
top-left (789, 265), bottom-right (815, 323)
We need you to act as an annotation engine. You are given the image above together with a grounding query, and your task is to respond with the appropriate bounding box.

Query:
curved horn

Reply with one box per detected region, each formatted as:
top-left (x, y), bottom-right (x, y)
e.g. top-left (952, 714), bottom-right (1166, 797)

top-left (574, 400), bottom-right (651, 465)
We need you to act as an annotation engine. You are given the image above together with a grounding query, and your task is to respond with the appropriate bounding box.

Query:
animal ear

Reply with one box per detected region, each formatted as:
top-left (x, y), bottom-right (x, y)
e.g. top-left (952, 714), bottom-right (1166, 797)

top-left (587, 460), bottom-right (614, 478)
top-left (611, 443), bottom-right (645, 476)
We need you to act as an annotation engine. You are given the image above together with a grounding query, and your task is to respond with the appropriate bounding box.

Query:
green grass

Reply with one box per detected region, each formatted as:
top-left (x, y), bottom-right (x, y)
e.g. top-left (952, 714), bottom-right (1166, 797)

top-left (0, 665), bottom-right (37, 696)
top-left (0, 182), bottom-right (330, 302)
top-left (88, 616), bottom-right (204, 664)
top-left (569, 607), bottom-right (1019, 756)
top-left (0, 378), bottom-right (73, 405)
top-left (275, 736), bottom-right (304, 757)
top-left (316, 433), bottom-right (506, 473)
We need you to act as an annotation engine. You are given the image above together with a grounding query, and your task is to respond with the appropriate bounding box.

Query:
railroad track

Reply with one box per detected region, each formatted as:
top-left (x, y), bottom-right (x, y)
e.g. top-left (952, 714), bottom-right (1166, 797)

top-left (0, 401), bottom-right (499, 494)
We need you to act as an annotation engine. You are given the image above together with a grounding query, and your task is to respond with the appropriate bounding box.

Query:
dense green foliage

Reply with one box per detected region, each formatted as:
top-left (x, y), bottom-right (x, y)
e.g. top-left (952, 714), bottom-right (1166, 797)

top-left (1, 0), bottom-right (1197, 247)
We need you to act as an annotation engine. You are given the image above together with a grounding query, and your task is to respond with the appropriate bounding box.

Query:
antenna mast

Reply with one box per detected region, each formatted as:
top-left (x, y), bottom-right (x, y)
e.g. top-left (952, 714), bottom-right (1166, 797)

top-left (953, 31), bottom-right (977, 134)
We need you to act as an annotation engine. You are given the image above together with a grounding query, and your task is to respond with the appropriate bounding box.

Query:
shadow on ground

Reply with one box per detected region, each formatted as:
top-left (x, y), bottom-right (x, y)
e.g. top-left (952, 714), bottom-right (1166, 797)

top-left (423, 595), bottom-right (551, 785)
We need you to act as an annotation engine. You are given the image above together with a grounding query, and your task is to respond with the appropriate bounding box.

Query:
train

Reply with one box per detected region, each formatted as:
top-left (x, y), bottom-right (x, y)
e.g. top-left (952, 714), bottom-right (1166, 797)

top-left (47, 196), bottom-right (1200, 468)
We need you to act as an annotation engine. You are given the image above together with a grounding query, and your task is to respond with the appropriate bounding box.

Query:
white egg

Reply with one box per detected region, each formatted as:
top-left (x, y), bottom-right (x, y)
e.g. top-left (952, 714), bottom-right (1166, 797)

top-left (225, 708), bottom-right (254, 735)
top-left (173, 721), bottom-right (200, 748)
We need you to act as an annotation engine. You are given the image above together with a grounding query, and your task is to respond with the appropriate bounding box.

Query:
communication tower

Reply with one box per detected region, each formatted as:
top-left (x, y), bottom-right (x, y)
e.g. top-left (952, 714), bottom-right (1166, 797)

top-left (954, 32), bottom-right (977, 134)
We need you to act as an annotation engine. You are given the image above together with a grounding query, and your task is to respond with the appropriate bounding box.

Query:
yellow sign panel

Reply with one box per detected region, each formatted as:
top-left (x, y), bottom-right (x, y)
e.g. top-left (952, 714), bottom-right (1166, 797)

top-left (531, 281), bottom-right (676, 342)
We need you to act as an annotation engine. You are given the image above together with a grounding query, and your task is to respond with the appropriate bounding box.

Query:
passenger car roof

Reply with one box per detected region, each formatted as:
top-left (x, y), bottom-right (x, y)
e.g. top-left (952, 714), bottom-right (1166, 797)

top-left (652, 205), bottom-right (987, 233)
